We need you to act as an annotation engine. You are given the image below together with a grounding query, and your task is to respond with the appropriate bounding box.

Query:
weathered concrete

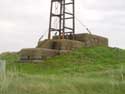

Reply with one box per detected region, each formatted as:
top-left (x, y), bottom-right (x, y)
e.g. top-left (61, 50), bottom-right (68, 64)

top-left (37, 39), bottom-right (85, 50)
top-left (53, 33), bottom-right (108, 47)
top-left (20, 33), bottom-right (108, 62)
top-left (20, 48), bottom-right (59, 62)
top-left (20, 48), bottom-right (71, 62)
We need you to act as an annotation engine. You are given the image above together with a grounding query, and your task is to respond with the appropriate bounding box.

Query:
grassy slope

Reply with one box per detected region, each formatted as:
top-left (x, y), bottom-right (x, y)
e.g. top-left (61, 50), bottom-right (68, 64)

top-left (0, 47), bottom-right (125, 94)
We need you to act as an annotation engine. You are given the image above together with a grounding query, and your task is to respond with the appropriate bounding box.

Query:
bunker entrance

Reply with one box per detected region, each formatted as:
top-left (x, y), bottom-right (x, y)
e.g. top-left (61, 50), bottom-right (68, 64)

top-left (51, 41), bottom-right (61, 50)
top-left (52, 41), bottom-right (57, 49)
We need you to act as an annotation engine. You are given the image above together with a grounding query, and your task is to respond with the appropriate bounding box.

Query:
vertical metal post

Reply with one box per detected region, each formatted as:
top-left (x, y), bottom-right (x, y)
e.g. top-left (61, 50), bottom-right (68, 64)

top-left (59, 1), bottom-right (63, 39)
top-left (0, 60), bottom-right (6, 75)
top-left (48, 0), bottom-right (53, 39)
top-left (73, 0), bottom-right (75, 39)
top-left (63, 0), bottom-right (65, 39)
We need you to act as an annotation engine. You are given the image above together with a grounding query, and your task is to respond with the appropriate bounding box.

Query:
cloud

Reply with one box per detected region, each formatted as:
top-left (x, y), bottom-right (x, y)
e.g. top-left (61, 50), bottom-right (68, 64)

top-left (80, 0), bottom-right (125, 10)
top-left (0, 19), bottom-right (16, 31)
top-left (0, 0), bottom-right (125, 53)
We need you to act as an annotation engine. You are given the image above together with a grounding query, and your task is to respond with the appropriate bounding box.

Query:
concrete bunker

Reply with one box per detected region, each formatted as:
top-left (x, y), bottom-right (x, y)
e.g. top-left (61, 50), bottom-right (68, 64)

top-left (20, 33), bottom-right (108, 62)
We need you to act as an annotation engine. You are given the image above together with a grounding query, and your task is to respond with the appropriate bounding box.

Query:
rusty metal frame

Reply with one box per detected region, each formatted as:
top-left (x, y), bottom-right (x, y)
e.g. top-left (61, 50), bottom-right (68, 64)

top-left (48, 0), bottom-right (75, 39)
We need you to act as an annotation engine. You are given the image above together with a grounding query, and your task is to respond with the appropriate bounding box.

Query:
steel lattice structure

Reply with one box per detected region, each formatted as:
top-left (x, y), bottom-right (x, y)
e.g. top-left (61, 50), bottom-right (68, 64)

top-left (48, 0), bottom-right (75, 39)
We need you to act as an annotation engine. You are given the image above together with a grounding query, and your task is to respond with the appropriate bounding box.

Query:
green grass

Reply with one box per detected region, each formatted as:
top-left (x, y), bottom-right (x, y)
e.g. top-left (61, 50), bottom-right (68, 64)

top-left (0, 47), bottom-right (125, 94)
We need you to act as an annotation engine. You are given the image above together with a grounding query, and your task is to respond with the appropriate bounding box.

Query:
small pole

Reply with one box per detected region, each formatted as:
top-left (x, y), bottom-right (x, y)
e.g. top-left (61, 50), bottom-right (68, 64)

top-left (0, 60), bottom-right (6, 75)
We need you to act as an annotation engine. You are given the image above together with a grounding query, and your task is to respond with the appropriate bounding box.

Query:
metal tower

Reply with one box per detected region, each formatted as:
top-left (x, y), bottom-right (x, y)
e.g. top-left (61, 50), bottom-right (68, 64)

top-left (48, 0), bottom-right (75, 39)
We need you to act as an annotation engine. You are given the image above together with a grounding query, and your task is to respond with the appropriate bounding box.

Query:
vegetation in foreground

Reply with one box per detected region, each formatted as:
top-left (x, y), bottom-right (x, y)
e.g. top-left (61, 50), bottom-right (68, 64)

top-left (0, 47), bottom-right (125, 94)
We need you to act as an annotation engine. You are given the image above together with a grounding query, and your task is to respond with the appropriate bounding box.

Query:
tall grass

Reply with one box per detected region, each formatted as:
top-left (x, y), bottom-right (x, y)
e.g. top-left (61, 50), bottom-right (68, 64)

top-left (0, 47), bottom-right (125, 94)
top-left (0, 66), bottom-right (125, 94)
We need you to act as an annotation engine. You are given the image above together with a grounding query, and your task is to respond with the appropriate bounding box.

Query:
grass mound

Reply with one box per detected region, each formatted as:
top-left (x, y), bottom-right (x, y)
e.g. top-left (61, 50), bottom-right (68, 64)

top-left (0, 47), bottom-right (125, 94)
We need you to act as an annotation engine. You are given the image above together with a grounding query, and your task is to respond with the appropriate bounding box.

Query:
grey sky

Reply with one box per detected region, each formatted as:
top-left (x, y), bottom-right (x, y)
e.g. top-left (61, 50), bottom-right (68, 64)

top-left (0, 0), bottom-right (125, 53)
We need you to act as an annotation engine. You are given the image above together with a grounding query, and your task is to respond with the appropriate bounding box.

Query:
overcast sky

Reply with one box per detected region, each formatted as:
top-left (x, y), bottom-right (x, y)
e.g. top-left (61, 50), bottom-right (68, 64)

top-left (0, 0), bottom-right (125, 53)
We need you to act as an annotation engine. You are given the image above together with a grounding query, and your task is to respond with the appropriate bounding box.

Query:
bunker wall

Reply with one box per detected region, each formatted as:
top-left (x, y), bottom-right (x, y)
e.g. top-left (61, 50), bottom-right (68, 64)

top-left (53, 33), bottom-right (108, 47)
top-left (20, 48), bottom-right (59, 62)
top-left (37, 39), bottom-right (85, 50)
